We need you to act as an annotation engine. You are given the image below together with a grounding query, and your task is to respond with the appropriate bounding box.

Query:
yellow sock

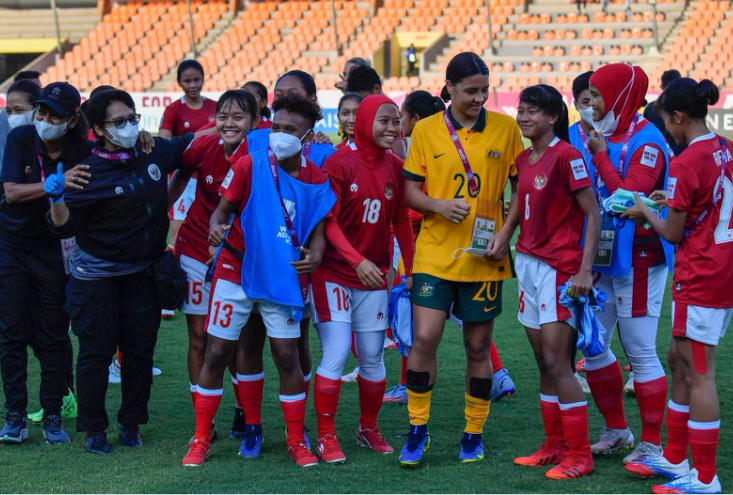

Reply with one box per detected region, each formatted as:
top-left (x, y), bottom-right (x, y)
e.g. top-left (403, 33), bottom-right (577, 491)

top-left (407, 388), bottom-right (432, 426)
top-left (464, 393), bottom-right (490, 434)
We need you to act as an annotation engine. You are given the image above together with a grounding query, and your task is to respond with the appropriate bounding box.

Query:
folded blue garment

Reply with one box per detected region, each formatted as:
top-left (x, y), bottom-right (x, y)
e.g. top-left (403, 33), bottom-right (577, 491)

top-left (388, 277), bottom-right (413, 358)
top-left (558, 281), bottom-right (608, 357)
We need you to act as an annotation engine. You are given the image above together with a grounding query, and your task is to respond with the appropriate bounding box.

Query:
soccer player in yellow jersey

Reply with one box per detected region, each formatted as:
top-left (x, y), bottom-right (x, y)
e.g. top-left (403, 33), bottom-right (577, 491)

top-left (398, 52), bottom-right (524, 466)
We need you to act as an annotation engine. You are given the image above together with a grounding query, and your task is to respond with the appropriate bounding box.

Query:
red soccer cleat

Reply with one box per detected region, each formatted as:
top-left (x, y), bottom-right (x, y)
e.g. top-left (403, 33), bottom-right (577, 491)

top-left (287, 442), bottom-right (319, 467)
top-left (514, 443), bottom-right (567, 467)
top-left (545, 453), bottom-right (594, 479)
top-left (356, 426), bottom-right (394, 453)
top-left (316, 433), bottom-right (347, 463)
top-left (182, 438), bottom-right (210, 467)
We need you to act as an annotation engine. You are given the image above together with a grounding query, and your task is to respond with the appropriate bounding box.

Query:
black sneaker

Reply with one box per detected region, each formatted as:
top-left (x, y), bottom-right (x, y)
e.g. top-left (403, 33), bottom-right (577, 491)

top-left (85, 431), bottom-right (113, 454)
top-left (119, 425), bottom-right (143, 448)
top-left (0, 412), bottom-right (28, 443)
top-left (42, 415), bottom-right (70, 445)
top-left (229, 407), bottom-right (246, 440)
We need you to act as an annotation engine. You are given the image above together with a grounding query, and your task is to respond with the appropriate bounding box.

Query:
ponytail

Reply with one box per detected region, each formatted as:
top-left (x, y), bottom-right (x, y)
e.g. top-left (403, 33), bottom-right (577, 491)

top-left (657, 77), bottom-right (719, 120)
top-left (403, 90), bottom-right (446, 120)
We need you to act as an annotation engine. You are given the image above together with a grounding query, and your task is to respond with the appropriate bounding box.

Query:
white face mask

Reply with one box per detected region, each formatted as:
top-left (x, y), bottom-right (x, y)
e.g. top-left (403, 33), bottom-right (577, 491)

top-left (34, 119), bottom-right (69, 141)
top-left (106, 122), bottom-right (139, 149)
top-left (592, 67), bottom-right (635, 137)
top-left (452, 247), bottom-right (487, 260)
top-left (578, 106), bottom-right (595, 127)
top-left (7, 111), bottom-right (33, 129)
top-left (268, 130), bottom-right (310, 160)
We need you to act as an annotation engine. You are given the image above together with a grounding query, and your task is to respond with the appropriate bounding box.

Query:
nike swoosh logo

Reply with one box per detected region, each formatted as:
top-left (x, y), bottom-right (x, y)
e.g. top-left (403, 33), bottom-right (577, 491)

top-left (433, 153), bottom-right (446, 159)
top-left (484, 305), bottom-right (498, 313)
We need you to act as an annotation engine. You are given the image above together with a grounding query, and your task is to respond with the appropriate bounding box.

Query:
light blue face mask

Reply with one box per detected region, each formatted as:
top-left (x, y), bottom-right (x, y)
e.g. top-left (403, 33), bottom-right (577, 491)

top-left (34, 119), bottom-right (69, 141)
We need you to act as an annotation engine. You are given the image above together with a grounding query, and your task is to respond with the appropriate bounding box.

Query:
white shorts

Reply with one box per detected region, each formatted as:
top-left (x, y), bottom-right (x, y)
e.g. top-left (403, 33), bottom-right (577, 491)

top-left (179, 255), bottom-right (210, 316)
top-left (173, 178), bottom-right (197, 221)
top-left (206, 278), bottom-right (301, 341)
top-left (310, 280), bottom-right (388, 332)
top-left (672, 302), bottom-right (733, 346)
top-left (597, 263), bottom-right (667, 318)
top-left (515, 253), bottom-right (575, 330)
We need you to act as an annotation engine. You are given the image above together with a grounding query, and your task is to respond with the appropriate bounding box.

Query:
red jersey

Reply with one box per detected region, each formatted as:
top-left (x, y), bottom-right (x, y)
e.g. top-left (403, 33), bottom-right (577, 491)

top-left (667, 133), bottom-right (733, 308)
top-left (216, 153), bottom-right (328, 284)
top-left (175, 135), bottom-right (246, 263)
top-left (316, 143), bottom-right (413, 289)
top-left (516, 138), bottom-right (593, 274)
top-left (159, 97), bottom-right (217, 136)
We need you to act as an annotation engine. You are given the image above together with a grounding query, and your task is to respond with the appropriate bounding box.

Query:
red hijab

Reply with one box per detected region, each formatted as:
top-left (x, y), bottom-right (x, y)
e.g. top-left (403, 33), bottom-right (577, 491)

top-left (590, 64), bottom-right (649, 139)
top-left (354, 94), bottom-right (399, 167)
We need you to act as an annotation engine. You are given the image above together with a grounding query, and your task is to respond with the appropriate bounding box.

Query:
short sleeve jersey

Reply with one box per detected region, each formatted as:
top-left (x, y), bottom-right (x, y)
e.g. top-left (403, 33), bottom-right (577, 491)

top-left (667, 133), bottom-right (733, 308)
top-left (159, 97), bottom-right (217, 136)
top-left (217, 153), bottom-right (328, 284)
top-left (403, 108), bottom-right (524, 282)
top-left (175, 135), bottom-right (246, 263)
top-left (515, 138), bottom-right (593, 274)
top-left (317, 144), bottom-right (406, 289)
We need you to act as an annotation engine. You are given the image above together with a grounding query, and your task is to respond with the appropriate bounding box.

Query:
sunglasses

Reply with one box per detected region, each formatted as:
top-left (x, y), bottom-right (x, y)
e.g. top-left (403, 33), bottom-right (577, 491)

top-left (104, 114), bottom-right (141, 129)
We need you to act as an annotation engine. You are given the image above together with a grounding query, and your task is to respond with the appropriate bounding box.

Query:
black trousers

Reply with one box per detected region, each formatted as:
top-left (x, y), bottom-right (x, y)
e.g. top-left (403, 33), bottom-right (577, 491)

top-left (66, 271), bottom-right (161, 433)
top-left (0, 236), bottom-right (70, 417)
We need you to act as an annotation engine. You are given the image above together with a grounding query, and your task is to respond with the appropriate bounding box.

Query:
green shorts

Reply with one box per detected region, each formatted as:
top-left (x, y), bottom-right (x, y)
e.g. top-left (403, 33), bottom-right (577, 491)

top-left (412, 273), bottom-right (503, 322)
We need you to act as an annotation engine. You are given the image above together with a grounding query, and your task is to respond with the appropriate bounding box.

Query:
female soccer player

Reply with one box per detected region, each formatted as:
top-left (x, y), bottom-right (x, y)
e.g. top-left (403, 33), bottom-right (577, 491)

top-left (159, 59), bottom-right (217, 249)
top-left (0, 82), bottom-right (89, 445)
top-left (399, 52), bottom-right (524, 466)
top-left (311, 95), bottom-right (414, 462)
top-left (336, 93), bottom-right (362, 148)
top-left (47, 89), bottom-right (193, 454)
top-left (505, 84), bottom-right (600, 479)
top-left (170, 90), bottom-right (258, 431)
top-left (623, 78), bottom-right (731, 495)
top-left (243, 81), bottom-right (272, 129)
top-left (182, 93), bottom-right (335, 468)
top-left (584, 64), bottom-right (671, 463)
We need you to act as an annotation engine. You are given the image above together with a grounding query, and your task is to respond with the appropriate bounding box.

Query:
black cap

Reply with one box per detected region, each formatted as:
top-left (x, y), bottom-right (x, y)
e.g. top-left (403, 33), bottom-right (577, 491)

top-left (34, 82), bottom-right (81, 118)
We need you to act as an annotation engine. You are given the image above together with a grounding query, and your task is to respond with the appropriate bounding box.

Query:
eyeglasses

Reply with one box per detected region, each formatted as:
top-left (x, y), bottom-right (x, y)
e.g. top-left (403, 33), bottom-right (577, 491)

top-left (104, 114), bottom-right (141, 129)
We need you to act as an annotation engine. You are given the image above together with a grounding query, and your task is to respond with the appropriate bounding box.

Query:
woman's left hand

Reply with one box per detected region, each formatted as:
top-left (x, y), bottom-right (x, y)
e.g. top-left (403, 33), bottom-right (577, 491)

top-left (588, 131), bottom-right (607, 154)
top-left (137, 131), bottom-right (155, 154)
top-left (569, 270), bottom-right (592, 298)
top-left (620, 192), bottom-right (649, 223)
top-left (484, 231), bottom-right (510, 261)
top-left (291, 247), bottom-right (322, 274)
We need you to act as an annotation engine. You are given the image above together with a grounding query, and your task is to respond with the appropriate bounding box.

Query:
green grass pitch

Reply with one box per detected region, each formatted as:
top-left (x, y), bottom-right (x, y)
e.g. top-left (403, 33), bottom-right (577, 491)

top-left (2, 277), bottom-right (732, 493)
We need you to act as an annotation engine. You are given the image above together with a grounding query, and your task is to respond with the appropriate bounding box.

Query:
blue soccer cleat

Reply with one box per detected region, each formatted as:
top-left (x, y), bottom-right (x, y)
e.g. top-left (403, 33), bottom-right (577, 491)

top-left (458, 433), bottom-right (484, 463)
top-left (85, 431), bottom-right (113, 455)
top-left (42, 415), bottom-right (70, 445)
top-left (119, 425), bottom-right (143, 448)
top-left (491, 368), bottom-right (516, 402)
top-left (399, 425), bottom-right (430, 467)
top-left (238, 424), bottom-right (263, 458)
top-left (0, 412), bottom-right (28, 443)
top-left (229, 407), bottom-right (246, 440)
top-left (383, 384), bottom-right (408, 404)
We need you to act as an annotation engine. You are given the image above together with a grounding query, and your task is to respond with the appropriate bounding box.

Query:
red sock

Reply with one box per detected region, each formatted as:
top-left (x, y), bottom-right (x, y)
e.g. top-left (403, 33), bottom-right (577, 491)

top-left (400, 355), bottom-right (407, 386)
top-left (280, 394), bottom-right (307, 447)
top-left (663, 400), bottom-right (689, 464)
top-left (314, 373), bottom-right (341, 437)
top-left (585, 361), bottom-right (627, 429)
top-left (559, 401), bottom-right (590, 456)
top-left (303, 372), bottom-right (312, 402)
top-left (194, 388), bottom-right (222, 441)
top-left (358, 375), bottom-right (386, 429)
top-left (634, 376), bottom-right (667, 445)
top-left (490, 341), bottom-right (503, 373)
top-left (230, 375), bottom-right (242, 409)
top-left (237, 373), bottom-right (264, 425)
top-left (689, 420), bottom-right (719, 484)
top-left (540, 395), bottom-right (565, 446)
top-left (190, 384), bottom-right (198, 407)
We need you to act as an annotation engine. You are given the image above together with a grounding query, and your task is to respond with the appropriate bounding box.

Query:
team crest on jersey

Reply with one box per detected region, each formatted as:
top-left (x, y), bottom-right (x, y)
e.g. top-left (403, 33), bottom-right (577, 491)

top-left (533, 174), bottom-right (548, 190)
top-left (377, 312), bottom-right (384, 320)
top-left (675, 283), bottom-right (682, 292)
top-left (115, 186), bottom-right (124, 195)
top-left (287, 318), bottom-right (295, 326)
top-left (148, 164), bottom-right (161, 181)
top-left (487, 150), bottom-right (502, 160)
top-left (350, 183), bottom-right (358, 193)
top-left (540, 303), bottom-right (547, 312)
top-left (418, 282), bottom-right (434, 297)
top-left (206, 175), bottom-right (213, 185)
top-left (384, 185), bottom-right (394, 200)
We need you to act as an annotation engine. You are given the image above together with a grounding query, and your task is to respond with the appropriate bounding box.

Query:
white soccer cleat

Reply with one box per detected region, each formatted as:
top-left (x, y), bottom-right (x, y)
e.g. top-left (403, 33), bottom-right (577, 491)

top-left (341, 367), bottom-right (359, 383)
top-left (624, 371), bottom-right (635, 396)
top-left (623, 441), bottom-right (662, 464)
top-left (591, 427), bottom-right (634, 455)
top-left (652, 469), bottom-right (721, 494)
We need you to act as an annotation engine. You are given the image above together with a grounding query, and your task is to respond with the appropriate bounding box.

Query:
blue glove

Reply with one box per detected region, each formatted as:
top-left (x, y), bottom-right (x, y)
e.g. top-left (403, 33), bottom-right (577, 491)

top-left (43, 163), bottom-right (65, 204)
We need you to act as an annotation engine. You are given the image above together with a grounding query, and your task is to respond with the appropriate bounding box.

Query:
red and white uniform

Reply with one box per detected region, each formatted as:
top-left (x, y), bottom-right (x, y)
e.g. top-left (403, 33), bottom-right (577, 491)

top-left (668, 133), bottom-right (733, 345)
top-left (310, 143), bottom-right (414, 331)
top-left (160, 96), bottom-right (218, 221)
top-left (175, 135), bottom-right (243, 315)
top-left (515, 138), bottom-right (592, 329)
top-left (207, 154), bottom-right (328, 341)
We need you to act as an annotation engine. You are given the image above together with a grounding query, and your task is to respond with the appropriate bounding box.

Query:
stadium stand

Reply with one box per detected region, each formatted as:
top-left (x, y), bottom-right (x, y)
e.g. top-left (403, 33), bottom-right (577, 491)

top-left (1, 0), bottom-right (729, 94)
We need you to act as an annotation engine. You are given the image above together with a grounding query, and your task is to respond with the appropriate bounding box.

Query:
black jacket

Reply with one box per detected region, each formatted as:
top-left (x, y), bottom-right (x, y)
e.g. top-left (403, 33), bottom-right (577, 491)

top-left (51, 135), bottom-right (193, 263)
